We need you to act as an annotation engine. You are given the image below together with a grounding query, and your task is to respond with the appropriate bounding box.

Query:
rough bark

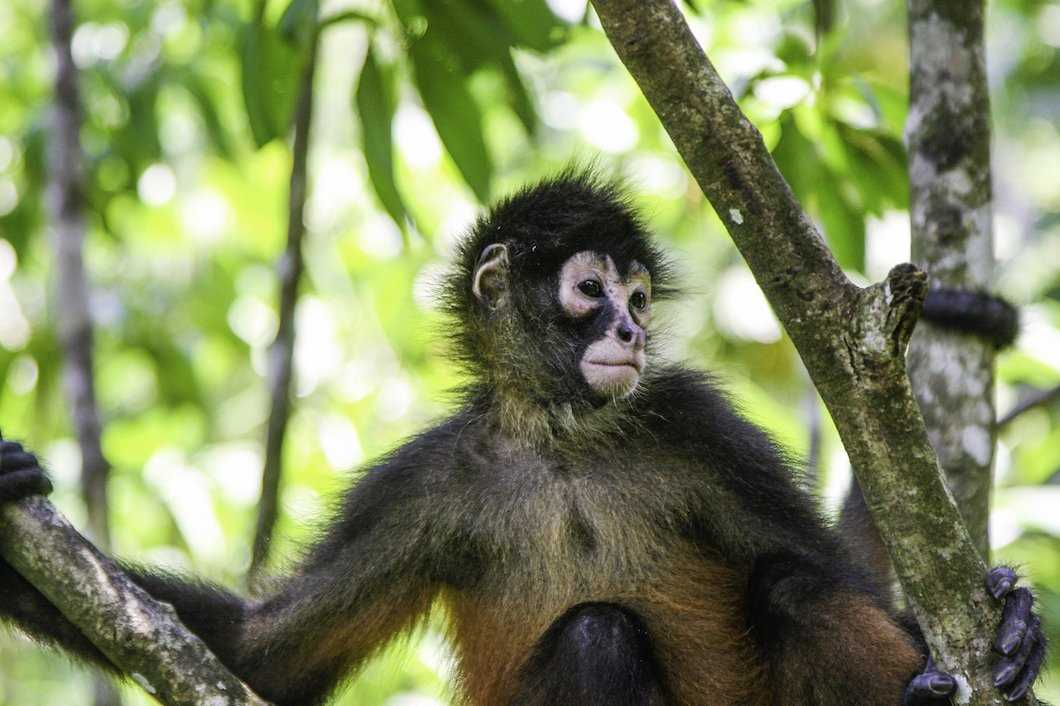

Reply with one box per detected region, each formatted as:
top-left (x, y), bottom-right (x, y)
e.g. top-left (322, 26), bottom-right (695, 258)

top-left (588, 1), bottom-right (1030, 703)
top-left (47, 2), bottom-right (119, 702)
top-left (0, 496), bottom-right (269, 706)
top-left (250, 31), bottom-right (318, 577)
top-left (905, 0), bottom-right (996, 557)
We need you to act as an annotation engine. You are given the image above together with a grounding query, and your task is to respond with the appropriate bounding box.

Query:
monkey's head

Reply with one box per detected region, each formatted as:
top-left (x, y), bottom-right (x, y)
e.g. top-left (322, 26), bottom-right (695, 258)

top-left (444, 170), bottom-right (674, 410)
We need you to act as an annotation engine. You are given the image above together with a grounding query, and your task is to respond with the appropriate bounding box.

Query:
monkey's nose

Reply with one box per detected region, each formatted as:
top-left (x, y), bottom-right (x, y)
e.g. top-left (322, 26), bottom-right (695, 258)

top-left (616, 323), bottom-right (644, 347)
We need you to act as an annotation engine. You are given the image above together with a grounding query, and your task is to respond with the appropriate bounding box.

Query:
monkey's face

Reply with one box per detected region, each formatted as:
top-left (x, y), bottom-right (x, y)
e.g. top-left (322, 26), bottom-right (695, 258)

top-left (557, 251), bottom-right (650, 399)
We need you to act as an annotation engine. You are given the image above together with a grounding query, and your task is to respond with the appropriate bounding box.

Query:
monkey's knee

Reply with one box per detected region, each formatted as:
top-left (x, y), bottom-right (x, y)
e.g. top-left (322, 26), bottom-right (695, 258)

top-left (511, 603), bottom-right (670, 706)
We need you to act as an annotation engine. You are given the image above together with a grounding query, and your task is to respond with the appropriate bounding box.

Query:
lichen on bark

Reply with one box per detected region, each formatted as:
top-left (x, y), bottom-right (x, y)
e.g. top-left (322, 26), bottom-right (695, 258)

top-left (906, 0), bottom-right (997, 556)
top-left (588, 0), bottom-right (1031, 702)
top-left (0, 496), bottom-right (270, 706)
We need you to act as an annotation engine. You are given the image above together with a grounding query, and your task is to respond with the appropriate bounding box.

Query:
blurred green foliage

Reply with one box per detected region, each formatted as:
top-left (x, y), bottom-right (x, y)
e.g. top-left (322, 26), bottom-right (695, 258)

top-left (0, 0), bottom-right (1058, 703)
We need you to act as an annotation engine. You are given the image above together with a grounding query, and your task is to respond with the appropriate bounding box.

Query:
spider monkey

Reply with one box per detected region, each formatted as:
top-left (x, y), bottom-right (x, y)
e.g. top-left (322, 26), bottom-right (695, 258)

top-left (0, 171), bottom-right (1046, 705)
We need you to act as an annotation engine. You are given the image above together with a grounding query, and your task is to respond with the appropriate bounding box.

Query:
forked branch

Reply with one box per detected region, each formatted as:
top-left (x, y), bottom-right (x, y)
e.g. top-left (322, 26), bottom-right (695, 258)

top-left (588, 1), bottom-right (1027, 703)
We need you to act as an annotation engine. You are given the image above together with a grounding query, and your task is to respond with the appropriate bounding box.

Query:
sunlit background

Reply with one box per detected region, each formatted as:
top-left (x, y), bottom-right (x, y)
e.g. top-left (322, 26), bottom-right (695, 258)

top-left (1, 0), bottom-right (1058, 703)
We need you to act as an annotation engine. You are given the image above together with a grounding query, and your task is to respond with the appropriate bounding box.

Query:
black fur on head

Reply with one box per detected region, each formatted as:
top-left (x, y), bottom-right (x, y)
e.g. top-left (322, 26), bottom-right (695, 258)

top-left (441, 167), bottom-right (676, 409)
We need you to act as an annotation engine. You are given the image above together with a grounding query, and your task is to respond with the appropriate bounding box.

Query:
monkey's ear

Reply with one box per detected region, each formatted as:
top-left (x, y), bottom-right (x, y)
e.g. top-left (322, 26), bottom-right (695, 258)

top-left (472, 243), bottom-right (510, 310)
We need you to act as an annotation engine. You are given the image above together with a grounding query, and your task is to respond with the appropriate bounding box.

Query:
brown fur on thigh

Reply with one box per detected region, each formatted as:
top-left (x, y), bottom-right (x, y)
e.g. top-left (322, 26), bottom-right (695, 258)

top-left (444, 551), bottom-right (770, 706)
top-left (772, 593), bottom-right (922, 706)
top-left (620, 554), bottom-right (770, 706)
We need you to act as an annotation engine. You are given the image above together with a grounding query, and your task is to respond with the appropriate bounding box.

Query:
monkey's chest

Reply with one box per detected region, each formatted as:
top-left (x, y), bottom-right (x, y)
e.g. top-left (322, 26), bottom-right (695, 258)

top-left (479, 469), bottom-right (690, 580)
top-left (447, 494), bottom-right (764, 706)
top-left (445, 468), bottom-right (767, 705)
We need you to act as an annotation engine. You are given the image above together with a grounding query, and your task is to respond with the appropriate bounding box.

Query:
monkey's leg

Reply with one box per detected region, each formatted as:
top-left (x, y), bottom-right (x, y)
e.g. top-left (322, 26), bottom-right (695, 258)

top-left (748, 552), bottom-right (930, 705)
top-left (510, 603), bottom-right (671, 706)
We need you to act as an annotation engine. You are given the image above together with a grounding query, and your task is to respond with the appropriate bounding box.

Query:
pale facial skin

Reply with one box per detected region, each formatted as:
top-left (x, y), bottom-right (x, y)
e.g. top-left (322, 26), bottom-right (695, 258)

top-left (558, 251), bottom-right (651, 399)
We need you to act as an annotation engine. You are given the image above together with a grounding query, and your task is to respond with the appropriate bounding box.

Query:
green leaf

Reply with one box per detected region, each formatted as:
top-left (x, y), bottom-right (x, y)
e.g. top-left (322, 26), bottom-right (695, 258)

top-left (484, 0), bottom-right (567, 51)
top-left (239, 21), bottom-right (300, 148)
top-left (408, 32), bottom-right (493, 201)
top-left (772, 114), bottom-right (865, 272)
top-left (817, 185), bottom-right (865, 272)
top-left (278, 0), bottom-right (319, 46)
top-left (182, 73), bottom-right (235, 159)
top-left (118, 74), bottom-right (163, 174)
top-left (240, 23), bottom-right (274, 146)
top-left (416, 2), bottom-right (537, 136)
top-left (499, 49), bottom-right (537, 135)
top-left (424, 0), bottom-right (509, 72)
top-left (391, 0), bottom-right (425, 30)
top-left (356, 44), bottom-right (408, 233)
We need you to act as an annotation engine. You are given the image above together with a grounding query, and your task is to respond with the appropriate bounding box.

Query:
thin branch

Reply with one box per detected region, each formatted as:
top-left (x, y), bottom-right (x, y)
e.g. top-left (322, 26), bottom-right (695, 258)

top-left (250, 30), bottom-right (319, 577)
top-left (48, 0), bottom-right (111, 549)
top-left (47, 5), bottom-right (120, 702)
top-left (998, 384), bottom-right (1060, 428)
top-left (588, 1), bottom-right (1019, 703)
top-left (0, 495), bottom-right (270, 705)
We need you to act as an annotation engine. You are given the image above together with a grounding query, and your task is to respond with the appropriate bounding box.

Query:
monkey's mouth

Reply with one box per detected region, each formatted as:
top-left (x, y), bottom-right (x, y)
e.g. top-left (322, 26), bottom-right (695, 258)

top-left (589, 360), bottom-right (635, 371)
top-left (583, 359), bottom-right (643, 372)
top-left (580, 358), bottom-right (643, 399)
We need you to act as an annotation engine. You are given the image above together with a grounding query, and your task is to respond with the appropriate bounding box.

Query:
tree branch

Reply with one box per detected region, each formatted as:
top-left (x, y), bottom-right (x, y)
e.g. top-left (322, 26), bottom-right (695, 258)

top-left (998, 384), bottom-right (1060, 429)
top-left (48, 0), bottom-right (112, 550)
top-left (251, 29), bottom-right (319, 577)
top-left (905, 0), bottom-right (997, 556)
top-left (588, 1), bottom-right (1023, 703)
top-left (47, 4), bottom-right (120, 701)
top-left (0, 496), bottom-right (269, 706)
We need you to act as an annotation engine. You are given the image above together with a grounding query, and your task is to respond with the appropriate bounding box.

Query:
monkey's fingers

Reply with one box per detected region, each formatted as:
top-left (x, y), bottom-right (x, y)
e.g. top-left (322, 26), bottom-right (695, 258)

top-left (0, 441), bottom-right (39, 472)
top-left (0, 468), bottom-right (53, 503)
top-left (1002, 632), bottom-right (1046, 703)
top-left (994, 615), bottom-right (1039, 687)
top-left (903, 670), bottom-right (956, 706)
top-left (0, 440), bottom-right (51, 503)
top-left (987, 566), bottom-right (1018, 601)
top-left (995, 587), bottom-right (1034, 656)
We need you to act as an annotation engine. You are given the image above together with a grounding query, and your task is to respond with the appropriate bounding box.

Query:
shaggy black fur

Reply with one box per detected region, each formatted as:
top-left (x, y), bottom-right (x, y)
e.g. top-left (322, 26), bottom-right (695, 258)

top-left (921, 287), bottom-right (1019, 349)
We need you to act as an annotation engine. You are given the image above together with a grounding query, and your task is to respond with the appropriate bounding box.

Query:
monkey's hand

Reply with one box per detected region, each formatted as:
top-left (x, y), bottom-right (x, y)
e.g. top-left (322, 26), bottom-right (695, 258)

top-left (986, 566), bottom-right (1047, 702)
top-left (903, 566), bottom-right (1046, 705)
top-left (903, 655), bottom-right (956, 706)
top-left (0, 438), bottom-right (52, 505)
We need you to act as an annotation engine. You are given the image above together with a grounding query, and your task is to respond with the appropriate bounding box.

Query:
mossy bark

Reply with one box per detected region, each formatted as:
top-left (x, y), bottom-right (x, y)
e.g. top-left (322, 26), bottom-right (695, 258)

top-left (588, 1), bottom-right (1032, 703)
top-left (0, 497), bottom-right (270, 706)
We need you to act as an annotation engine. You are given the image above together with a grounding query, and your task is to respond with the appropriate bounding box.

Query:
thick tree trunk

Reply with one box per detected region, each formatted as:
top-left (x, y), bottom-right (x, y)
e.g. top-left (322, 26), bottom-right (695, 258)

top-left (905, 0), bottom-right (996, 557)
top-left (587, 1), bottom-right (1032, 703)
top-left (250, 31), bottom-right (319, 577)
top-left (47, 1), bottom-right (119, 702)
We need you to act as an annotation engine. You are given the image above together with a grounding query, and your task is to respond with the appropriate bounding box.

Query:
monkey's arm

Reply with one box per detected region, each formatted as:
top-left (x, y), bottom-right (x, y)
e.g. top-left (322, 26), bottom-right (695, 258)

top-left (0, 432), bottom-right (458, 706)
top-left (641, 368), bottom-right (1044, 705)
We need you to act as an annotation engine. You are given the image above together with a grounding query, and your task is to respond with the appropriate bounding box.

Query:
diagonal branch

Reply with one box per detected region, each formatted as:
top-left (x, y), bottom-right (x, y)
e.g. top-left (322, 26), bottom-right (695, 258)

top-left (0, 494), bottom-right (270, 706)
top-left (998, 384), bottom-right (1060, 429)
top-left (588, 1), bottom-right (1025, 703)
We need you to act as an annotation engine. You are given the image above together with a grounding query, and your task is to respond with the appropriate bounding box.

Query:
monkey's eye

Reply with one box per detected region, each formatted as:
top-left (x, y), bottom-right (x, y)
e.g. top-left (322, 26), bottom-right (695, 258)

top-left (578, 280), bottom-right (603, 298)
top-left (630, 291), bottom-right (648, 310)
